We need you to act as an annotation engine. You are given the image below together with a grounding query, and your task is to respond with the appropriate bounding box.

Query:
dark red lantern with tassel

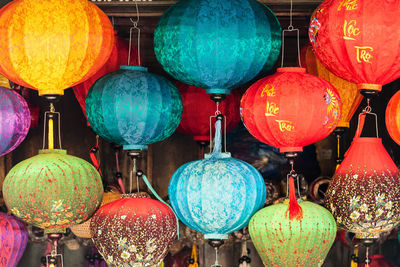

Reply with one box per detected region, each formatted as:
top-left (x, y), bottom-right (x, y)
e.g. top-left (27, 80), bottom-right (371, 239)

top-left (73, 32), bottom-right (139, 125)
top-left (309, 0), bottom-right (400, 93)
top-left (241, 67), bottom-right (342, 153)
top-left (177, 82), bottom-right (241, 141)
top-left (325, 113), bottom-right (400, 239)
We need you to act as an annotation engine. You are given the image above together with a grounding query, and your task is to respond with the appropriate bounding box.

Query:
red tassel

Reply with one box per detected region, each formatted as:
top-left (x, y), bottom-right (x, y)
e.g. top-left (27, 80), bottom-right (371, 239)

top-left (286, 176), bottom-right (303, 220)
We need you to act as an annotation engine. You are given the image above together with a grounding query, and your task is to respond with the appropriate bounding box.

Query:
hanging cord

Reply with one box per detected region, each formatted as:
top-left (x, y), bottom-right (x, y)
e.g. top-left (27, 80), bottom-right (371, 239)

top-left (280, 0), bottom-right (302, 67)
top-left (365, 247), bottom-right (370, 267)
top-left (188, 244), bottom-right (199, 267)
top-left (42, 103), bottom-right (62, 150)
top-left (89, 136), bottom-right (102, 177)
top-left (115, 149), bottom-right (126, 194)
top-left (128, 1), bottom-right (141, 66)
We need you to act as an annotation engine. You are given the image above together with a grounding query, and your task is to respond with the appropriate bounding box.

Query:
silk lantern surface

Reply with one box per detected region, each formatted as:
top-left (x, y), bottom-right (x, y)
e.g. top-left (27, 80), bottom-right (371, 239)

top-left (0, 86), bottom-right (30, 156)
top-left (0, 0), bottom-right (114, 95)
top-left (73, 32), bottom-right (139, 125)
top-left (154, 0), bottom-right (281, 95)
top-left (385, 90), bottom-right (400, 146)
top-left (169, 120), bottom-right (266, 239)
top-left (86, 66), bottom-right (182, 150)
top-left (325, 116), bottom-right (400, 239)
top-left (90, 193), bottom-right (177, 267)
top-left (301, 43), bottom-right (362, 128)
top-left (249, 201), bottom-right (336, 267)
top-left (0, 212), bottom-right (28, 267)
top-left (177, 82), bottom-right (241, 141)
top-left (309, 0), bottom-right (400, 92)
top-left (3, 149), bottom-right (103, 234)
top-left (241, 67), bottom-right (342, 153)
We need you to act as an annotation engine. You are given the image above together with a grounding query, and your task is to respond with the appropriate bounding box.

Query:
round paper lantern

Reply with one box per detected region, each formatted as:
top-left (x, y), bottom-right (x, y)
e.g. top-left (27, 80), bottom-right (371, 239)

top-left (154, 0), bottom-right (281, 95)
top-left (0, 0), bottom-right (114, 96)
top-left (309, 0), bottom-right (400, 93)
top-left (240, 67), bottom-right (342, 153)
top-left (177, 82), bottom-right (241, 141)
top-left (90, 193), bottom-right (177, 266)
top-left (0, 212), bottom-right (28, 267)
top-left (0, 86), bottom-right (30, 156)
top-left (3, 149), bottom-right (103, 233)
top-left (325, 117), bottom-right (400, 239)
top-left (385, 90), bottom-right (400, 145)
top-left (73, 32), bottom-right (139, 125)
top-left (70, 190), bottom-right (121, 239)
top-left (301, 43), bottom-right (362, 128)
top-left (169, 120), bottom-right (266, 239)
top-left (86, 66), bottom-right (182, 150)
top-left (249, 200), bottom-right (337, 267)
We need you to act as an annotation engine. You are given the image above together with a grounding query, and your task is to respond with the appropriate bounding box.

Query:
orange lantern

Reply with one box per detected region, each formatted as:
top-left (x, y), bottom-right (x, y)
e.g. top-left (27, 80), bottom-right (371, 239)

top-left (386, 90), bottom-right (400, 146)
top-left (301, 44), bottom-right (362, 128)
top-left (0, 0), bottom-right (114, 96)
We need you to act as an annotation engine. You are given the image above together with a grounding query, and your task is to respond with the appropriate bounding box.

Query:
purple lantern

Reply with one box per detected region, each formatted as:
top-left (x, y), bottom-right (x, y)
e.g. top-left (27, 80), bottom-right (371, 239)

top-left (0, 212), bottom-right (28, 267)
top-left (0, 86), bottom-right (30, 156)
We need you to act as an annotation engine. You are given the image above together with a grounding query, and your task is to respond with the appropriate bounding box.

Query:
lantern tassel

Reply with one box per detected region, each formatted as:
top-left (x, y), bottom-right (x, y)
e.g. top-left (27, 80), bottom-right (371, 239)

top-left (189, 244), bottom-right (199, 267)
top-left (212, 118), bottom-right (222, 155)
top-left (286, 175), bottom-right (303, 220)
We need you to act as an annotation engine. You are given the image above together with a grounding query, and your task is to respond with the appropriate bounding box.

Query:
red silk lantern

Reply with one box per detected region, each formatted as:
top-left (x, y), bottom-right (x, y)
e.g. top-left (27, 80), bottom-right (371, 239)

top-left (240, 67), bottom-right (342, 153)
top-left (309, 0), bottom-right (400, 93)
top-left (385, 90), bottom-right (400, 145)
top-left (301, 43), bottom-right (362, 128)
top-left (73, 32), bottom-right (139, 125)
top-left (177, 82), bottom-right (241, 141)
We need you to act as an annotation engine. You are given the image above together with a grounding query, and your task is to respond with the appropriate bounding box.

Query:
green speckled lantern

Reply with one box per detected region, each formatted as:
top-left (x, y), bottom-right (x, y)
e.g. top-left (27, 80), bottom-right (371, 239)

top-left (249, 201), bottom-right (337, 267)
top-left (3, 149), bottom-right (103, 233)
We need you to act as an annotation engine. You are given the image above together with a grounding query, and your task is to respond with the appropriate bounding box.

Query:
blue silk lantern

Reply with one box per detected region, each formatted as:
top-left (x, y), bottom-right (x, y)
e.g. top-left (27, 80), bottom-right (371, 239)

top-left (85, 66), bottom-right (182, 150)
top-left (0, 212), bottom-right (28, 267)
top-left (154, 0), bottom-right (281, 95)
top-left (0, 86), bottom-right (30, 156)
top-left (169, 119), bottom-right (266, 239)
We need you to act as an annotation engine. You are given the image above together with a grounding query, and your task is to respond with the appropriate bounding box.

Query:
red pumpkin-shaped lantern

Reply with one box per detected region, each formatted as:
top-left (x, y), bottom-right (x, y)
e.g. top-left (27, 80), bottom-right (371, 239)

top-left (73, 32), bottom-right (139, 125)
top-left (309, 0), bottom-right (400, 93)
top-left (385, 90), bottom-right (400, 145)
top-left (177, 82), bottom-right (241, 141)
top-left (90, 193), bottom-right (177, 266)
top-left (241, 67), bottom-right (342, 153)
top-left (325, 114), bottom-right (400, 239)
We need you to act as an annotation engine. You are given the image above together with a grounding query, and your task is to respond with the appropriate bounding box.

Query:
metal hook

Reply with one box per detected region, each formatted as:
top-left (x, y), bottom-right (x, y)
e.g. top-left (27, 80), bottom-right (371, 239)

top-left (128, 3), bottom-right (141, 66)
top-left (280, 0), bottom-right (301, 67)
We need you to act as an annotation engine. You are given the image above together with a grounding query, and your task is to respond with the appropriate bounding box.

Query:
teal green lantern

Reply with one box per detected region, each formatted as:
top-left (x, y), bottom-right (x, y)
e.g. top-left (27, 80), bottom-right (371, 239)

top-left (154, 0), bottom-right (281, 95)
top-left (85, 66), bottom-right (182, 150)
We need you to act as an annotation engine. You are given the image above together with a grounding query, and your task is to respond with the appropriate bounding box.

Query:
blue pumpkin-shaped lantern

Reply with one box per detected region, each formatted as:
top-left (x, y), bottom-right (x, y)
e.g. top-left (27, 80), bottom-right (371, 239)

top-left (169, 119), bottom-right (266, 239)
top-left (154, 0), bottom-right (281, 95)
top-left (85, 66), bottom-right (182, 150)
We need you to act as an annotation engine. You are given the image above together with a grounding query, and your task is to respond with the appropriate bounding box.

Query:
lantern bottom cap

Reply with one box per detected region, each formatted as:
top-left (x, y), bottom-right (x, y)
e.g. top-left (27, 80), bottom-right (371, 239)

top-left (279, 147), bottom-right (303, 153)
top-left (206, 88), bottom-right (231, 95)
top-left (123, 144), bottom-right (148, 150)
top-left (357, 83), bottom-right (382, 92)
top-left (38, 89), bottom-right (65, 96)
top-left (44, 227), bottom-right (67, 234)
top-left (204, 234), bottom-right (229, 240)
top-left (120, 65), bottom-right (148, 72)
top-left (193, 135), bottom-right (210, 141)
top-left (337, 122), bottom-right (350, 128)
top-left (355, 232), bottom-right (380, 239)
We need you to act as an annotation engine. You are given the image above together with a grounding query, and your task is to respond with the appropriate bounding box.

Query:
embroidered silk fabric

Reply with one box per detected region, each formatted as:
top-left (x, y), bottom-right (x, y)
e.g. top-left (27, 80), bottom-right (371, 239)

top-left (3, 149), bottom-right (103, 233)
top-left (169, 120), bottom-right (266, 239)
top-left (249, 201), bottom-right (336, 267)
top-left (241, 67), bottom-right (342, 153)
top-left (86, 66), bottom-right (182, 150)
top-left (309, 0), bottom-right (400, 90)
top-left (0, 212), bottom-right (28, 267)
top-left (0, 87), bottom-right (30, 156)
top-left (154, 0), bottom-right (281, 95)
top-left (0, 0), bottom-right (114, 95)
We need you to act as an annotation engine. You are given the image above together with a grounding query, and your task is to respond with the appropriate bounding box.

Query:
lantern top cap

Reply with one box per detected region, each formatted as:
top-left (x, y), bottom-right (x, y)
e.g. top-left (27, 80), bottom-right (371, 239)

top-left (121, 192), bottom-right (150, 199)
top-left (276, 67), bottom-right (306, 73)
top-left (352, 137), bottom-right (382, 143)
top-left (120, 65), bottom-right (148, 72)
top-left (38, 149), bottom-right (67, 155)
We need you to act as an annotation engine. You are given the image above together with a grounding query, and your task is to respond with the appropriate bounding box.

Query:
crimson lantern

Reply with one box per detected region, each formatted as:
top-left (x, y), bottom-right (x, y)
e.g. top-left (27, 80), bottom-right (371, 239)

top-left (73, 32), bottom-right (139, 125)
top-left (309, 0), bottom-right (400, 93)
top-left (177, 82), bottom-right (241, 141)
top-left (241, 67), bottom-right (342, 153)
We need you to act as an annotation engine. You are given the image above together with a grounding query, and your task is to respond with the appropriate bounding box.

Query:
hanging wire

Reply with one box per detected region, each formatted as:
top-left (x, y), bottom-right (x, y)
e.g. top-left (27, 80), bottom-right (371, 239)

top-left (280, 0), bottom-right (302, 68)
top-left (128, 1), bottom-right (141, 66)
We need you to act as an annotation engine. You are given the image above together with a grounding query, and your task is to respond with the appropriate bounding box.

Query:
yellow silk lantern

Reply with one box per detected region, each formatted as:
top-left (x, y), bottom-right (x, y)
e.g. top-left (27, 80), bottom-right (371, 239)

top-left (0, 0), bottom-right (114, 96)
top-left (301, 44), bottom-right (362, 128)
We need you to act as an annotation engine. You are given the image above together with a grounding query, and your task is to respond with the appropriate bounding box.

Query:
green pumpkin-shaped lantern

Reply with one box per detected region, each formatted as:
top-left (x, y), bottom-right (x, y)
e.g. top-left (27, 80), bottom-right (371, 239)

top-left (3, 149), bottom-right (103, 233)
top-left (249, 177), bottom-right (336, 267)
